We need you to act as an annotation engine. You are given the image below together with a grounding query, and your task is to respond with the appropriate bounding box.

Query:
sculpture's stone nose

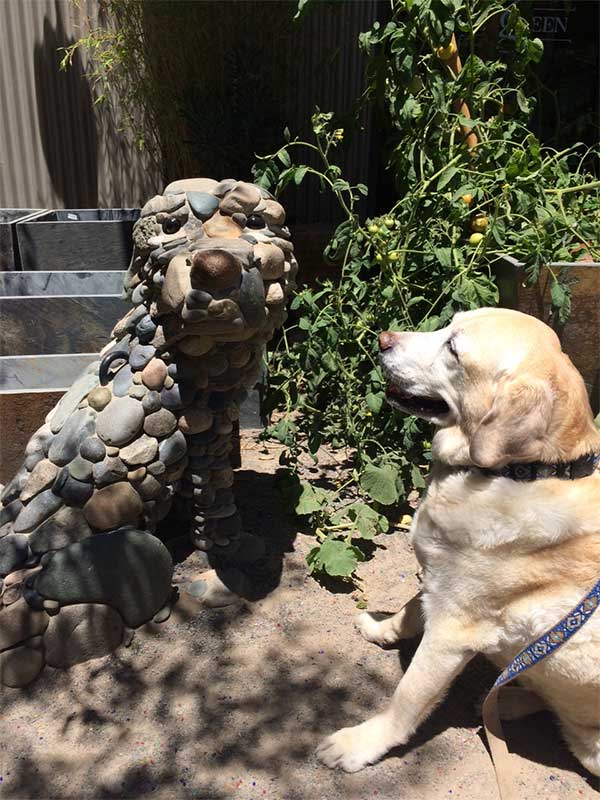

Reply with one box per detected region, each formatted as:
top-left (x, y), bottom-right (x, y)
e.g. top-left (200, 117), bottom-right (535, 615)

top-left (190, 249), bottom-right (242, 289)
top-left (379, 331), bottom-right (402, 352)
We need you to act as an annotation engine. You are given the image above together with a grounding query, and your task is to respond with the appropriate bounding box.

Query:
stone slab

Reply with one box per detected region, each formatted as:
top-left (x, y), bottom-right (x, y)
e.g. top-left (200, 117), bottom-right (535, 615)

top-left (16, 209), bottom-right (140, 272)
top-left (0, 296), bottom-right (129, 356)
top-left (0, 354), bottom-right (99, 393)
top-left (0, 269), bottom-right (126, 297)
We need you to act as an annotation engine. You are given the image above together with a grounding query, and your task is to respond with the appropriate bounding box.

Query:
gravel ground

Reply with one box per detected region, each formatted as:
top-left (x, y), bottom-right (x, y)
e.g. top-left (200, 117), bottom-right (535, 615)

top-left (1, 430), bottom-right (598, 800)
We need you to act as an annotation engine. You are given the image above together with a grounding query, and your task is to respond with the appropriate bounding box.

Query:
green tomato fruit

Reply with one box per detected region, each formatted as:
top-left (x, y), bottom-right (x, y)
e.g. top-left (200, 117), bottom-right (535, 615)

top-left (469, 232), bottom-right (484, 245)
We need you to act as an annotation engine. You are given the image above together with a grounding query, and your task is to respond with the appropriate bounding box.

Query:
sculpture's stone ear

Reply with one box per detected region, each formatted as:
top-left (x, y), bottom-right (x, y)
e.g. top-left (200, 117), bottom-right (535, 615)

top-left (469, 376), bottom-right (552, 469)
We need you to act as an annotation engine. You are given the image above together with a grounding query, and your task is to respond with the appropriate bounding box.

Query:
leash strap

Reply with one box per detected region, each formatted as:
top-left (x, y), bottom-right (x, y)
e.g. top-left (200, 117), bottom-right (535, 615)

top-left (482, 578), bottom-right (600, 800)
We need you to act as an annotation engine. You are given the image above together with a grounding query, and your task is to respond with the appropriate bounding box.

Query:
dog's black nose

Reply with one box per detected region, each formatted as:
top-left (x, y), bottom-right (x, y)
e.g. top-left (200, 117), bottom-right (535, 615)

top-left (379, 331), bottom-right (399, 352)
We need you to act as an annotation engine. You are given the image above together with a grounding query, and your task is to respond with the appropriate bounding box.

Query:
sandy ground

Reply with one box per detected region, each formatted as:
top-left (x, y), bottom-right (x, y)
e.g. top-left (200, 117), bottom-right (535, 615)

top-left (1, 429), bottom-right (598, 800)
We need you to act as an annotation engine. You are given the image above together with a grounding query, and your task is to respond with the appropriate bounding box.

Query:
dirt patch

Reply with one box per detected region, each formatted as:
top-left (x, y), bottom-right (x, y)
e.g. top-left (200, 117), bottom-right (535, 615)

top-left (1, 430), bottom-right (597, 799)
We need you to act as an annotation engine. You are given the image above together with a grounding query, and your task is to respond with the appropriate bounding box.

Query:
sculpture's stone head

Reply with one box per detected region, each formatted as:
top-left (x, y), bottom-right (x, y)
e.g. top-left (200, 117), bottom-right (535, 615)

top-left (122, 178), bottom-right (298, 356)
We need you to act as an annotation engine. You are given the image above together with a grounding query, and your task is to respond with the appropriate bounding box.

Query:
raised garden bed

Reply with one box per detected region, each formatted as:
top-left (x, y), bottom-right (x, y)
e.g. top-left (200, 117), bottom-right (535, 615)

top-left (495, 255), bottom-right (600, 414)
top-left (0, 269), bottom-right (127, 483)
top-left (0, 209), bottom-right (45, 270)
top-left (16, 208), bottom-right (140, 271)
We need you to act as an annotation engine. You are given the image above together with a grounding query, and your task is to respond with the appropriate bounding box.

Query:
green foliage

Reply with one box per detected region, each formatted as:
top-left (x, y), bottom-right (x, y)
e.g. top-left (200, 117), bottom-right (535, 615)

top-left (254, 0), bottom-right (600, 584)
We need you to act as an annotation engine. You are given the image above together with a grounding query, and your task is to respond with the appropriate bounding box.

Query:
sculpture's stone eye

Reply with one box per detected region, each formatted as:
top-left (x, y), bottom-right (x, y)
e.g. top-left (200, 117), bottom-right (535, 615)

top-left (162, 217), bottom-right (181, 234)
top-left (246, 214), bottom-right (265, 229)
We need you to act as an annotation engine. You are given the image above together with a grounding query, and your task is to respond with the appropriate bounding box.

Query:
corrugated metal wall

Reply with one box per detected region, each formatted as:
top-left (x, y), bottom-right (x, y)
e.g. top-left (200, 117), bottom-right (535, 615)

top-left (0, 0), bottom-right (160, 209)
top-left (0, 0), bottom-right (378, 216)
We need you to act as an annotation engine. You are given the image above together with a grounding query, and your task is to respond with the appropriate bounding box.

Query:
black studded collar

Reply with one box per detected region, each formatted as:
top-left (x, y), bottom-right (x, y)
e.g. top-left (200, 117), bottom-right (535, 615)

top-left (479, 452), bottom-right (600, 482)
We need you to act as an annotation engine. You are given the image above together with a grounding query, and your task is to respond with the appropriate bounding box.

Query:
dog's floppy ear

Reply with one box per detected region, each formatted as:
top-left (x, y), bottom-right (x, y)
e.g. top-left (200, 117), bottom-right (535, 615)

top-left (469, 376), bottom-right (552, 469)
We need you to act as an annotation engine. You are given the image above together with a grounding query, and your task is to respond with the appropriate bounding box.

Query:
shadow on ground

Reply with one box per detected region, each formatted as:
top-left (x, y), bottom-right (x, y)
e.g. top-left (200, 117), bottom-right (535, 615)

top-left (1, 455), bottom-right (597, 799)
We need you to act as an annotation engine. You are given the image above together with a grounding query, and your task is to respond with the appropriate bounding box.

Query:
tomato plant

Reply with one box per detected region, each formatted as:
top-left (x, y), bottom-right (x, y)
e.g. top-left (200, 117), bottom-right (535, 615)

top-left (252, 0), bottom-right (599, 586)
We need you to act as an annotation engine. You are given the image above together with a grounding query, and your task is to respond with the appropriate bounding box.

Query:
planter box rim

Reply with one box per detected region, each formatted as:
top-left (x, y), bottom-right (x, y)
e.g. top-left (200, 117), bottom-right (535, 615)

top-left (498, 255), bottom-right (600, 269)
top-left (0, 352), bottom-right (99, 393)
top-left (0, 269), bottom-right (125, 299)
top-left (27, 208), bottom-right (140, 223)
top-left (0, 208), bottom-right (46, 223)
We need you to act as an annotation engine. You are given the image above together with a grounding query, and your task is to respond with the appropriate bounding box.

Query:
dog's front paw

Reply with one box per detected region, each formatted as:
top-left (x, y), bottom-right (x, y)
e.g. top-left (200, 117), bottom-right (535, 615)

top-left (316, 715), bottom-right (394, 772)
top-left (355, 612), bottom-right (398, 647)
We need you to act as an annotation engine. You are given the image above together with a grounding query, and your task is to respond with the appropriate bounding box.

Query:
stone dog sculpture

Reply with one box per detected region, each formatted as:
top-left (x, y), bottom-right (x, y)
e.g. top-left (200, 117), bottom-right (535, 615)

top-left (0, 178), bottom-right (298, 687)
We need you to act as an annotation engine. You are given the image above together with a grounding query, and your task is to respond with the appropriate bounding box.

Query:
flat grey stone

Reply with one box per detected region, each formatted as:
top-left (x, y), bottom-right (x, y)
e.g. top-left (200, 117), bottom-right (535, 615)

top-left (68, 456), bottom-right (94, 482)
top-left (92, 456), bottom-right (128, 487)
top-left (57, 473), bottom-right (94, 508)
top-left (1, 470), bottom-right (28, 505)
top-left (135, 315), bottom-right (157, 344)
top-left (147, 461), bottom-right (166, 476)
top-left (160, 382), bottom-right (195, 411)
top-left (239, 266), bottom-right (266, 327)
top-left (0, 534), bottom-right (30, 577)
top-left (25, 452), bottom-right (44, 471)
top-left (131, 283), bottom-right (150, 305)
top-left (34, 528), bottom-right (173, 627)
top-left (0, 499), bottom-right (23, 527)
top-left (112, 364), bottom-right (134, 397)
top-left (96, 396), bottom-right (145, 447)
top-left (48, 408), bottom-right (96, 466)
top-left (13, 489), bottom-right (63, 533)
top-left (158, 430), bottom-right (187, 466)
top-left (142, 391), bottom-right (162, 414)
top-left (50, 372), bottom-right (99, 434)
top-left (29, 506), bottom-right (93, 553)
top-left (187, 191), bottom-right (219, 220)
top-left (129, 343), bottom-right (155, 370)
top-left (44, 603), bottom-right (124, 668)
top-left (79, 437), bottom-right (106, 463)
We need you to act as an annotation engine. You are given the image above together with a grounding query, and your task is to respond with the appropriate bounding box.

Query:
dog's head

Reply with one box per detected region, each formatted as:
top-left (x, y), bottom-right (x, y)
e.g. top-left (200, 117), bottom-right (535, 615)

top-left (379, 308), bottom-right (600, 468)
top-left (122, 178), bottom-right (298, 348)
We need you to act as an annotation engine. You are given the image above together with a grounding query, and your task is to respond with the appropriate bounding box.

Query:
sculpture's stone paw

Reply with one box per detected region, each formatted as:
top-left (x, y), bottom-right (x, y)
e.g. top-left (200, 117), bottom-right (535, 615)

top-left (0, 177), bottom-right (298, 687)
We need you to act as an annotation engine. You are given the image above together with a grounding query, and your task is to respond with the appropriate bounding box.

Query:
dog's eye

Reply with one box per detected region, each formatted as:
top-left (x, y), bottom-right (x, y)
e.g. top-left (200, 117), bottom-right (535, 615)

top-left (246, 214), bottom-right (265, 229)
top-left (446, 336), bottom-right (459, 359)
top-left (162, 217), bottom-right (181, 235)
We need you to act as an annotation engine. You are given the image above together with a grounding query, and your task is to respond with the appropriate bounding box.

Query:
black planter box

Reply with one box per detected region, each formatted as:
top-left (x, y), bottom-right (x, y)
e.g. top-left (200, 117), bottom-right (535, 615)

top-left (16, 208), bottom-right (140, 272)
top-left (0, 209), bottom-right (45, 271)
top-left (495, 255), bottom-right (600, 414)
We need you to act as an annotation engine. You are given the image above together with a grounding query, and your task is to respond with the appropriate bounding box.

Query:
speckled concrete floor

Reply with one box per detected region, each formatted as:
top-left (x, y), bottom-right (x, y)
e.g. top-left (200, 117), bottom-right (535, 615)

top-left (1, 430), bottom-right (598, 800)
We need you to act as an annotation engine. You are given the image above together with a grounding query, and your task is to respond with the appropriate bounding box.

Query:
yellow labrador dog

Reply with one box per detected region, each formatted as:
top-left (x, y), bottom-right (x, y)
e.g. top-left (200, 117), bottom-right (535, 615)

top-left (317, 308), bottom-right (600, 776)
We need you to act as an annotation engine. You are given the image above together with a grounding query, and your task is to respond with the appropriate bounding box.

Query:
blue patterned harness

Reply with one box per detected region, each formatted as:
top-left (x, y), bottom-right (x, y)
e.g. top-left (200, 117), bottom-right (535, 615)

top-left (494, 578), bottom-right (600, 689)
top-left (480, 452), bottom-right (600, 799)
